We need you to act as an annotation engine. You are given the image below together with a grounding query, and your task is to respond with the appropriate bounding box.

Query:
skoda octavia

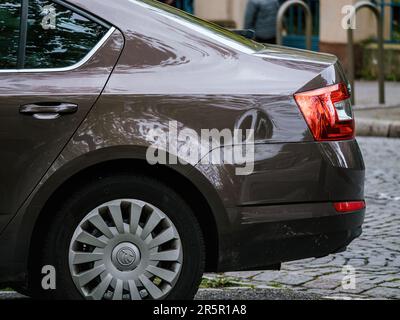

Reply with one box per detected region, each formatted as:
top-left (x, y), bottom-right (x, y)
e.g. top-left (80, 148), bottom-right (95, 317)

top-left (0, 0), bottom-right (365, 300)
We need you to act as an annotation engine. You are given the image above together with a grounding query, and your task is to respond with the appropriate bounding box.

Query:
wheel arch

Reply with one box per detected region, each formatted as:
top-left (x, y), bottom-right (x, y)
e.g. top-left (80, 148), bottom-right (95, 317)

top-left (26, 155), bottom-right (226, 282)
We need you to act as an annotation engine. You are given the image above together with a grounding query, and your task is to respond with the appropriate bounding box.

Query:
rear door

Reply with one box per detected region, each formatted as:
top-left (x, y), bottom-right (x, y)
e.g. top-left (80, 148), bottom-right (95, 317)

top-left (0, 0), bottom-right (123, 217)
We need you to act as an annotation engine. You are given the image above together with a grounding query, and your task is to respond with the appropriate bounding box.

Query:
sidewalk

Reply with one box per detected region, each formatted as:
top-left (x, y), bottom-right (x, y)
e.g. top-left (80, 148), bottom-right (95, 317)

top-left (354, 81), bottom-right (400, 137)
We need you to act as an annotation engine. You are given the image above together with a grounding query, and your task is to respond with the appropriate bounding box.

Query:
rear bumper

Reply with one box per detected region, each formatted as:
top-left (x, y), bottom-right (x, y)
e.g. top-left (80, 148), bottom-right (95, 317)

top-left (200, 139), bottom-right (366, 272)
top-left (219, 203), bottom-right (365, 272)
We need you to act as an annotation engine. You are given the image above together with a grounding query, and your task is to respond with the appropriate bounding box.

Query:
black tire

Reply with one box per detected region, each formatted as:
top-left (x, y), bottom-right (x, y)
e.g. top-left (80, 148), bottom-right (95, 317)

top-left (32, 173), bottom-right (205, 300)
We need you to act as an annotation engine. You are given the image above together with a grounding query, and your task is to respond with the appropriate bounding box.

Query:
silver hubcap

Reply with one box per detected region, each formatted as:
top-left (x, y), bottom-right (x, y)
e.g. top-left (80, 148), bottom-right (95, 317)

top-left (68, 199), bottom-right (183, 300)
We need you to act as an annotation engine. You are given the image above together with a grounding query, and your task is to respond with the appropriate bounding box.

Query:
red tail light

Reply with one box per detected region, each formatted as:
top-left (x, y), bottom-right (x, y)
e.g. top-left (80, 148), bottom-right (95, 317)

top-left (334, 201), bottom-right (366, 213)
top-left (294, 83), bottom-right (354, 141)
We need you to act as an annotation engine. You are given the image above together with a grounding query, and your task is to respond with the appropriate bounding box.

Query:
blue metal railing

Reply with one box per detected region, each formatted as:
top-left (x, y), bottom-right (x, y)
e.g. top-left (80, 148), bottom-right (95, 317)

top-left (285, 0), bottom-right (319, 35)
top-left (281, 0), bottom-right (320, 50)
top-left (377, 0), bottom-right (400, 42)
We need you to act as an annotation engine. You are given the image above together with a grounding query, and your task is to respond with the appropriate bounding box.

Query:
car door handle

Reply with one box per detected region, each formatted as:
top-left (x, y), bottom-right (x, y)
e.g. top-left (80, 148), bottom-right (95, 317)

top-left (20, 102), bottom-right (78, 120)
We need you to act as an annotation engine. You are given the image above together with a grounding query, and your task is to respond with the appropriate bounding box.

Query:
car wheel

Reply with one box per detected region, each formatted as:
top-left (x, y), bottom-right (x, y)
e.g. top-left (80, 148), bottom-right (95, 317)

top-left (34, 173), bottom-right (205, 300)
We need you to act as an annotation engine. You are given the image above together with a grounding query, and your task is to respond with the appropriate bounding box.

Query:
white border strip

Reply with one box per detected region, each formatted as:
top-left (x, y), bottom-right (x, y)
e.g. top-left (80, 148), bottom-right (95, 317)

top-left (0, 27), bottom-right (116, 74)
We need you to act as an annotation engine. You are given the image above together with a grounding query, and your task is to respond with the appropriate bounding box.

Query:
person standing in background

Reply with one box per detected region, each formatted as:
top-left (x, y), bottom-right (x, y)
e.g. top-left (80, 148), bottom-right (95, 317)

top-left (244, 0), bottom-right (280, 44)
top-left (158, 0), bottom-right (194, 14)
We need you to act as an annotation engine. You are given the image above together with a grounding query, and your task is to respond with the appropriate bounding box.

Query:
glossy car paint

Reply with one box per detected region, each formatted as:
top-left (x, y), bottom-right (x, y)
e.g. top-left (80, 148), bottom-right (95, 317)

top-left (0, 0), bottom-right (365, 285)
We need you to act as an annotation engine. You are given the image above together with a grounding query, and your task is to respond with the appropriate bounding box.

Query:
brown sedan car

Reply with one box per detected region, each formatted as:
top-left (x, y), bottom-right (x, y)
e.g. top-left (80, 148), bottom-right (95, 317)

top-left (0, 0), bottom-right (365, 300)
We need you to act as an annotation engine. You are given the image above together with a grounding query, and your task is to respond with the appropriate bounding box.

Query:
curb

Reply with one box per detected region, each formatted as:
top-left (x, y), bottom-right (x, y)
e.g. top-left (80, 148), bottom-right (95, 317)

top-left (357, 119), bottom-right (400, 138)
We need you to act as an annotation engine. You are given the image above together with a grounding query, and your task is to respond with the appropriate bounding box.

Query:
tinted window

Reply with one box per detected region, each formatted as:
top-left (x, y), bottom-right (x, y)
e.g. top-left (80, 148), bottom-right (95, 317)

top-left (0, 1), bottom-right (21, 69)
top-left (24, 0), bottom-right (109, 69)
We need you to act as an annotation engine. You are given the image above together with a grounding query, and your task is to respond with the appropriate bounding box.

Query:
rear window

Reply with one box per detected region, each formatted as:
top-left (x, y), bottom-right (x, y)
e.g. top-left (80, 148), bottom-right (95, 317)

top-left (25, 0), bottom-right (109, 69)
top-left (0, 0), bottom-right (110, 70)
top-left (134, 0), bottom-right (265, 54)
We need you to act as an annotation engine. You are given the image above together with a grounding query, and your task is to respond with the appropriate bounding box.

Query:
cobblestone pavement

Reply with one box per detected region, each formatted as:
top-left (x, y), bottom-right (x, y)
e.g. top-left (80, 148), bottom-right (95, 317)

top-left (207, 137), bottom-right (400, 300)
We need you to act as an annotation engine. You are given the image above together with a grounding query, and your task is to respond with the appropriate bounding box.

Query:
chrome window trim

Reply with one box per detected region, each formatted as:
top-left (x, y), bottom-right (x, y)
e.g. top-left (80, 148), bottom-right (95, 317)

top-left (0, 27), bottom-right (116, 74)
